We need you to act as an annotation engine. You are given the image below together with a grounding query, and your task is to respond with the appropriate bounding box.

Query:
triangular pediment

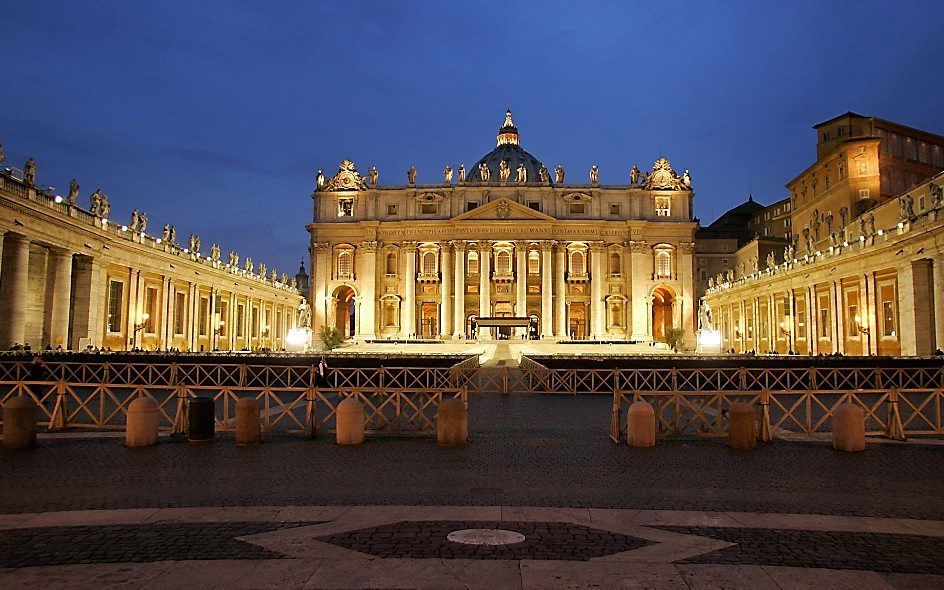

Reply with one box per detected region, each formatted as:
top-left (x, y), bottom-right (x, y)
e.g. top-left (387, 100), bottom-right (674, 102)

top-left (452, 197), bottom-right (555, 222)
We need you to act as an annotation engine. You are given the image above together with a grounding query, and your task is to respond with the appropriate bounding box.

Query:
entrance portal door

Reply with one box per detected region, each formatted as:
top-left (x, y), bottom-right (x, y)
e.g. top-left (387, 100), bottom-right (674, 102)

top-left (334, 286), bottom-right (356, 339)
top-left (420, 303), bottom-right (438, 339)
top-left (495, 302), bottom-right (513, 340)
top-left (652, 287), bottom-right (675, 341)
top-left (569, 303), bottom-right (587, 340)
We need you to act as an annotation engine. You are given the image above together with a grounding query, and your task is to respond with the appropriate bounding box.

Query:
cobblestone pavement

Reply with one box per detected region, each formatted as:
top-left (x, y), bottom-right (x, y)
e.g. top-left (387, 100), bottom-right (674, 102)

top-left (317, 520), bottom-right (652, 560)
top-left (3, 393), bottom-right (944, 518)
top-left (0, 522), bottom-right (310, 568)
top-left (659, 526), bottom-right (944, 574)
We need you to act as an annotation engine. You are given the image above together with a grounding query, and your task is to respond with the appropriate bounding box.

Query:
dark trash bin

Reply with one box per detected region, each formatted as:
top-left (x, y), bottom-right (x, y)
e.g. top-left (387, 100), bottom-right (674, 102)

top-left (188, 397), bottom-right (215, 443)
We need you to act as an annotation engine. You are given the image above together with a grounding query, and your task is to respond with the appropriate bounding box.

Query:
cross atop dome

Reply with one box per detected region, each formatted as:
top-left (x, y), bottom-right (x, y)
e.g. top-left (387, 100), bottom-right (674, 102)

top-left (496, 109), bottom-right (520, 147)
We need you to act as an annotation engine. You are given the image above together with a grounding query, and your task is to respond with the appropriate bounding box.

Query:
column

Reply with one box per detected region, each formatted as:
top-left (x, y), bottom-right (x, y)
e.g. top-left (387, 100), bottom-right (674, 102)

top-left (629, 242), bottom-right (650, 340)
top-left (554, 242), bottom-right (567, 337)
top-left (541, 241), bottom-right (553, 338)
top-left (478, 242), bottom-right (491, 318)
top-left (402, 242), bottom-right (417, 339)
top-left (679, 242), bottom-right (695, 348)
top-left (807, 286), bottom-right (818, 355)
top-left (933, 257), bottom-right (944, 350)
top-left (862, 273), bottom-right (878, 355)
top-left (832, 280), bottom-right (844, 354)
top-left (358, 241), bottom-right (377, 338)
top-left (0, 232), bottom-right (30, 348)
top-left (45, 247), bottom-right (73, 349)
top-left (787, 290), bottom-right (796, 353)
top-left (452, 241), bottom-right (466, 338)
top-left (515, 241), bottom-right (527, 318)
top-left (311, 243), bottom-right (330, 333)
top-left (589, 242), bottom-right (605, 339)
top-left (440, 242), bottom-right (453, 338)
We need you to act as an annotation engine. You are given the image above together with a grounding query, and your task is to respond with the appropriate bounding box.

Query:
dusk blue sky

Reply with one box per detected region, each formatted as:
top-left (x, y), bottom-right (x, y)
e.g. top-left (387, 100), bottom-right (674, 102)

top-left (2, 1), bottom-right (942, 273)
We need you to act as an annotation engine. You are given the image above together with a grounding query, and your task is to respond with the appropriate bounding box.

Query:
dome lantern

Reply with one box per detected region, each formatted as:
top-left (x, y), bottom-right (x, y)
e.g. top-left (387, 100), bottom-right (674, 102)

top-left (496, 109), bottom-right (520, 147)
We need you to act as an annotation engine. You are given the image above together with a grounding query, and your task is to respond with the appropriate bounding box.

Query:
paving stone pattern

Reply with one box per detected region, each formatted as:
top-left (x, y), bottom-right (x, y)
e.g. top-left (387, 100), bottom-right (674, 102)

top-left (318, 520), bottom-right (651, 560)
top-left (0, 522), bottom-right (313, 568)
top-left (2, 394), bottom-right (944, 518)
top-left (659, 526), bottom-right (944, 575)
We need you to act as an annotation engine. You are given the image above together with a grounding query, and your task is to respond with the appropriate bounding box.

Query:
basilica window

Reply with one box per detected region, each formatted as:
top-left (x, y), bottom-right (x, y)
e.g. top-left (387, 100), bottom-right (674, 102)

top-left (338, 197), bottom-right (354, 217)
top-left (609, 203), bottom-right (621, 216)
top-left (107, 279), bottom-right (124, 333)
top-left (528, 250), bottom-right (540, 274)
top-left (467, 251), bottom-right (479, 274)
top-left (570, 251), bottom-right (586, 276)
top-left (527, 201), bottom-right (541, 211)
top-left (655, 197), bottom-right (671, 217)
top-left (421, 203), bottom-right (438, 215)
top-left (385, 252), bottom-right (397, 275)
top-left (466, 201), bottom-right (479, 212)
top-left (422, 251), bottom-right (437, 275)
top-left (654, 247), bottom-right (672, 279)
top-left (609, 252), bottom-right (621, 276)
top-left (569, 203), bottom-right (586, 214)
top-left (336, 247), bottom-right (354, 281)
top-left (386, 203), bottom-right (398, 216)
top-left (495, 250), bottom-right (512, 276)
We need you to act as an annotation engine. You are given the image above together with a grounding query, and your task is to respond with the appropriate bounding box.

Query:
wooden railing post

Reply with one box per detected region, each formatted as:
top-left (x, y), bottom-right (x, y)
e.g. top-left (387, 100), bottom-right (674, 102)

top-left (304, 365), bottom-right (317, 439)
top-left (759, 389), bottom-right (772, 442)
top-left (48, 379), bottom-right (67, 431)
top-left (886, 388), bottom-right (905, 440)
top-left (171, 363), bottom-right (188, 435)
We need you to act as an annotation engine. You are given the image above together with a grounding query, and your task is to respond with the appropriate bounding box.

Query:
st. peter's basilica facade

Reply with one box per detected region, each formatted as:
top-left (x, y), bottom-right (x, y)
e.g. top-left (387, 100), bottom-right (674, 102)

top-left (307, 112), bottom-right (697, 344)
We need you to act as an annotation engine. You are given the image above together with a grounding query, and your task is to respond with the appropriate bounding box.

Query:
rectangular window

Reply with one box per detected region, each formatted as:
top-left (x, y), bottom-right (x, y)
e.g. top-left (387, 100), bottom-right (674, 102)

top-left (466, 201), bottom-right (478, 211)
top-left (796, 306), bottom-right (807, 340)
top-left (218, 301), bottom-right (228, 337)
top-left (338, 198), bottom-right (354, 217)
top-left (144, 287), bottom-right (158, 333)
top-left (386, 203), bottom-right (398, 216)
top-left (236, 303), bottom-right (245, 337)
top-left (527, 201), bottom-right (541, 211)
top-left (569, 203), bottom-right (586, 214)
top-left (818, 294), bottom-right (830, 338)
top-left (107, 280), bottom-right (123, 333)
top-left (421, 203), bottom-right (438, 214)
top-left (609, 203), bottom-right (621, 215)
top-left (880, 283), bottom-right (897, 337)
top-left (251, 307), bottom-right (259, 338)
top-left (655, 197), bottom-right (670, 217)
top-left (847, 303), bottom-right (859, 337)
top-left (173, 292), bottom-right (186, 335)
top-left (198, 298), bottom-right (209, 336)
top-left (859, 189), bottom-right (870, 199)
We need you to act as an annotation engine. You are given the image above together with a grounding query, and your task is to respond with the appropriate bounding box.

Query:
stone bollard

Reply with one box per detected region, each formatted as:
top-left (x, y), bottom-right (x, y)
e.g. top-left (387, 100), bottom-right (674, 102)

top-left (126, 396), bottom-right (159, 447)
top-left (235, 398), bottom-right (261, 446)
top-left (626, 400), bottom-right (656, 447)
top-left (336, 397), bottom-right (365, 445)
top-left (833, 403), bottom-right (865, 452)
top-left (2, 396), bottom-right (37, 450)
top-left (728, 402), bottom-right (757, 450)
top-left (188, 397), bottom-right (216, 443)
top-left (437, 398), bottom-right (468, 446)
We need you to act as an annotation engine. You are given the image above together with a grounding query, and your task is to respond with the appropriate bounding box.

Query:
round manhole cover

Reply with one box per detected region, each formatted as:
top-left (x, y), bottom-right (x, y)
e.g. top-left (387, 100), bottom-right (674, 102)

top-left (447, 528), bottom-right (526, 546)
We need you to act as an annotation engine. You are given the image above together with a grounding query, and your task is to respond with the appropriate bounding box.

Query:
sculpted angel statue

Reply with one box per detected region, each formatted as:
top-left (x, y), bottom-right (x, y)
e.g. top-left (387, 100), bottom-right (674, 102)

top-left (554, 164), bottom-right (565, 184)
top-left (407, 166), bottom-right (416, 184)
top-left (457, 164), bottom-right (465, 182)
top-left (369, 166), bottom-right (379, 186)
top-left (316, 169), bottom-right (326, 188)
top-left (68, 178), bottom-right (79, 204)
top-left (478, 162), bottom-right (490, 182)
top-left (499, 159), bottom-right (510, 181)
top-left (444, 165), bottom-right (453, 183)
top-left (589, 165), bottom-right (599, 184)
top-left (539, 164), bottom-right (549, 183)
top-left (515, 162), bottom-right (527, 183)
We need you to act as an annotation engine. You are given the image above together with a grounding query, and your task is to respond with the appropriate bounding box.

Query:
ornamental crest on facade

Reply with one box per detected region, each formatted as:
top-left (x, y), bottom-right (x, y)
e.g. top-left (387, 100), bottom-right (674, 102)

top-left (324, 160), bottom-right (367, 192)
top-left (497, 201), bottom-right (510, 219)
top-left (643, 158), bottom-right (688, 191)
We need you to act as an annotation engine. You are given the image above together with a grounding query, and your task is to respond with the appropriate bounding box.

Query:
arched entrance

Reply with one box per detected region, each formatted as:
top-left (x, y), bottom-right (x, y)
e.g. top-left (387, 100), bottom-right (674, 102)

top-left (333, 286), bottom-right (356, 339)
top-left (494, 302), bottom-right (513, 340)
top-left (652, 286), bottom-right (675, 341)
top-left (569, 303), bottom-right (587, 340)
top-left (420, 303), bottom-right (438, 339)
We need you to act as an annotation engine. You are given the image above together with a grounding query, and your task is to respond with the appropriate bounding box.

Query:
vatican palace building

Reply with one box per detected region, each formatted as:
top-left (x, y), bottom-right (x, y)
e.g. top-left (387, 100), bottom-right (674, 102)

top-left (307, 111), bottom-right (698, 344)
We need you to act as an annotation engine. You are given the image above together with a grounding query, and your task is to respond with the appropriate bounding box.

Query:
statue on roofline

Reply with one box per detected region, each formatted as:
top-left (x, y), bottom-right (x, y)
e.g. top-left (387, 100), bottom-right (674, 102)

top-left (457, 164), bottom-right (466, 183)
top-left (589, 165), bottom-right (599, 184)
top-left (369, 166), bottom-right (379, 186)
top-left (68, 178), bottom-right (79, 205)
top-left (407, 165), bottom-right (416, 185)
top-left (554, 164), bottom-right (565, 184)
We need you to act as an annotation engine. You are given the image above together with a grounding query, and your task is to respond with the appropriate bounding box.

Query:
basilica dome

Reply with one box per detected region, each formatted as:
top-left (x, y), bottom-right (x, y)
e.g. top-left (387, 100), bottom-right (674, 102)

top-left (464, 110), bottom-right (549, 185)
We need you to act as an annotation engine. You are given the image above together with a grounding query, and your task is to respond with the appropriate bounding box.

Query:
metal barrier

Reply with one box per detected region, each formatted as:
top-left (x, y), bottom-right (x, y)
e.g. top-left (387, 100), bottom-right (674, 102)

top-left (0, 357), bottom-right (470, 437)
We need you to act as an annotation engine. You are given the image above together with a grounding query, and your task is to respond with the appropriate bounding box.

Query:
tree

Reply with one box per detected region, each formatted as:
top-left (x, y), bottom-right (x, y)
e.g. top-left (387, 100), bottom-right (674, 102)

top-left (663, 327), bottom-right (686, 352)
top-left (319, 326), bottom-right (344, 350)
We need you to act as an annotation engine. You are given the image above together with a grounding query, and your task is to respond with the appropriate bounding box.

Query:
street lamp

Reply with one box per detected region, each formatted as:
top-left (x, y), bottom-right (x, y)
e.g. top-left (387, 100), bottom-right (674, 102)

top-left (133, 313), bottom-right (150, 334)
top-left (854, 315), bottom-right (870, 335)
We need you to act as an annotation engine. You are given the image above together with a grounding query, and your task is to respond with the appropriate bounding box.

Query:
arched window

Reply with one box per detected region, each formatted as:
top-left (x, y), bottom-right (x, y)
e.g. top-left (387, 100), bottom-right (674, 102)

top-left (528, 250), bottom-right (540, 274)
top-left (337, 250), bottom-right (353, 279)
top-left (571, 251), bottom-right (585, 275)
top-left (468, 251), bottom-right (479, 274)
top-left (496, 251), bottom-right (511, 274)
top-left (655, 250), bottom-right (671, 278)
top-left (609, 252), bottom-right (621, 276)
top-left (385, 252), bottom-right (396, 275)
top-left (422, 251), bottom-right (437, 275)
